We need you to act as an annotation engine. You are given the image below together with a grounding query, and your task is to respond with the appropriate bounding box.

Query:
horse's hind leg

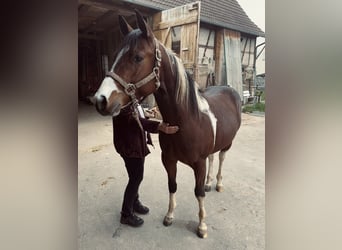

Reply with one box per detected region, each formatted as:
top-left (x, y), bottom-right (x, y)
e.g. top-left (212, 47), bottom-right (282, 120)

top-left (216, 147), bottom-right (230, 192)
top-left (162, 154), bottom-right (177, 226)
top-left (193, 159), bottom-right (208, 238)
top-left (204, 154), bottom-right (214, 192)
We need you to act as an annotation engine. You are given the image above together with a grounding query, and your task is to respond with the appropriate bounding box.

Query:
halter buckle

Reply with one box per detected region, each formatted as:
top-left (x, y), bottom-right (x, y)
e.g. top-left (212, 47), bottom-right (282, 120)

top-left (125, 83), bottom-right (136, 96)
top-left (153, 67), bottom-right (159, 77)
top-left (156, 48), bottom-right (162, 62)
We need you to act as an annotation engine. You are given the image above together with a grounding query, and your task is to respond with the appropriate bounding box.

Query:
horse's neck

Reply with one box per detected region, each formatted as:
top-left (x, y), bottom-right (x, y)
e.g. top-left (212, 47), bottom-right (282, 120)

top-left (154, 79), bottom-right (191, 125)
top-left (154, 46), bottom-right (199, 125)
top-left (154, 87), bottom-right (186, 124)
top-left (154, 80), bottom-right (200, 125)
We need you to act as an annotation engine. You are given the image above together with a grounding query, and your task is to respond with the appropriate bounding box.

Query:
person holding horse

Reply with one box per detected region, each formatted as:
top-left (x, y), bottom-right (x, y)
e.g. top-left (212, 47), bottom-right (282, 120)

top-left (113, 104), bottom-right (179, 227)
top-left (93, 11), bottom-right (241, 237)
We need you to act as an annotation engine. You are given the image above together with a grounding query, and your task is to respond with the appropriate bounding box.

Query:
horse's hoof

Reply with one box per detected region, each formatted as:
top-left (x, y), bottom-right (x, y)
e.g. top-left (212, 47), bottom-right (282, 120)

top-left (197, 228), bottom-right (208, 238)
top-left (216, 185), bottom-right (224, 192)
top-left (204, 185), bottom-right (211, 192)
top-left (163, 216), bottom-right (173, 226)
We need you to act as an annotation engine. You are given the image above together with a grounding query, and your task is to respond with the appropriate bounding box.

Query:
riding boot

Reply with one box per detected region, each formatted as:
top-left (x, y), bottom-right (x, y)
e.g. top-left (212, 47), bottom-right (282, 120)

top-left (133, 199), bottom-right (150, 215)
top-left (120, 212), bottom-right (144, 227)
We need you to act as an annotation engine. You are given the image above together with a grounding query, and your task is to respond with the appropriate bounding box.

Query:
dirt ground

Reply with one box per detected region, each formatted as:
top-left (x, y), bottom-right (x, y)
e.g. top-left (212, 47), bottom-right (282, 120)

top-left (78, 102), bottom-right (265, 250)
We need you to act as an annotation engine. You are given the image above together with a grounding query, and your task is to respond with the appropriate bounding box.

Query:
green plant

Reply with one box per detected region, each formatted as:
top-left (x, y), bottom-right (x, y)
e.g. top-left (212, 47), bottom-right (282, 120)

top-left (242, 102), bottom-right (265, 113)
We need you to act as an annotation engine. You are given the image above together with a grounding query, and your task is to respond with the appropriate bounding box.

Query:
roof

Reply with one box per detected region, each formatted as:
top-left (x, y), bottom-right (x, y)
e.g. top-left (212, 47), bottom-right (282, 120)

top-left (124, 0), bottom-right (265, 37)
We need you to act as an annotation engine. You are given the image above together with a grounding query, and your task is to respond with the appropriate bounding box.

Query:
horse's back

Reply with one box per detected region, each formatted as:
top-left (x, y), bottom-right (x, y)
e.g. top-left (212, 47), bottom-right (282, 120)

top-left (202, 85), bottom-right (241, 152)
top-left (203, 85), bottom-right (241, 119)
top-left (203, 85), bottom-right (240, 99)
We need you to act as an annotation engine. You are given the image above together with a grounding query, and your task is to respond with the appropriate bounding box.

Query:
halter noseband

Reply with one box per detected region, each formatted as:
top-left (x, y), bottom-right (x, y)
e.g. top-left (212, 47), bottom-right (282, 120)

top-left (106, 39), bottom-right (161, 104)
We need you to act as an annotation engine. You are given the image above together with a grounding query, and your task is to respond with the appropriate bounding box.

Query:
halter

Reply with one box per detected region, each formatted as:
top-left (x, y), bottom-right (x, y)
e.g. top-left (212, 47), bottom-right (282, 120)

top-left (106, 39), bottom-right (161, 105)
top-left (106, 39), bottom-right (162, 130)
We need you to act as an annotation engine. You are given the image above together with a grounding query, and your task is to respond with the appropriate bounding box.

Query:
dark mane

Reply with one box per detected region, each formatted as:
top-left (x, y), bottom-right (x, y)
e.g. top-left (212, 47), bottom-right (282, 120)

top-left (185, 70), bottom-right (200, 117)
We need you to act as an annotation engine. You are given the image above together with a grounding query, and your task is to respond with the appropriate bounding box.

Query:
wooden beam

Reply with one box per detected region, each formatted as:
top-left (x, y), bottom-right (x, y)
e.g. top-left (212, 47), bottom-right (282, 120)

top-left (201, 30), bottom-right (212, 63)
top-left (82, 10), bottom-right (115, 33)
top-left (241, 37), bottom-right (248, 63)
top-left (153, 15), bottom-right (198, 30)
top-left (256, 45), bottom-right (265, 60)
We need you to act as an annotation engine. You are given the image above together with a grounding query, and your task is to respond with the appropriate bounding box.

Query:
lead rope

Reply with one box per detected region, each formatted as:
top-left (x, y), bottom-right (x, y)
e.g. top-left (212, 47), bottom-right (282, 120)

top-left (131, 99), bottom-right (144, 131)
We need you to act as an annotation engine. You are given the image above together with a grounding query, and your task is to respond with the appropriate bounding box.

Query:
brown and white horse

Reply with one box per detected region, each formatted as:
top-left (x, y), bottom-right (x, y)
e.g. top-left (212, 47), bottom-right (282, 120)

top-left (93, 11), bottom-right (241, 238)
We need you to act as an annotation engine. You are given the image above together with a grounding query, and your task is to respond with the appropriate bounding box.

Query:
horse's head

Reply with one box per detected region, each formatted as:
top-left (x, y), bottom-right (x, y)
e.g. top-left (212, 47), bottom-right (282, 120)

top-left (93, 10), bottom-right (161, 116)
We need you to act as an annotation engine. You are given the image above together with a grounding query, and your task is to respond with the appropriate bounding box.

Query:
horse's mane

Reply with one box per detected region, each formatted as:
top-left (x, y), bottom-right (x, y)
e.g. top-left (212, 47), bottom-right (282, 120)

top-left (164, 48), bottom-right (200, 117)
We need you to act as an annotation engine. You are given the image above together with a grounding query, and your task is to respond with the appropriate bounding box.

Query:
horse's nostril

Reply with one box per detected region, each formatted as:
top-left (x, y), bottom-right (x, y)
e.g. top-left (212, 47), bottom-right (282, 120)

top-left (95, 95), bottom-right (107, 113)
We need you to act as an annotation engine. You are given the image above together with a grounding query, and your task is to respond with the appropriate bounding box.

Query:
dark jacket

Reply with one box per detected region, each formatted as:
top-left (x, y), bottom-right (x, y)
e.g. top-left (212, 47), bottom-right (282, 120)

top-left (112, 106), bottom-right (160, 158)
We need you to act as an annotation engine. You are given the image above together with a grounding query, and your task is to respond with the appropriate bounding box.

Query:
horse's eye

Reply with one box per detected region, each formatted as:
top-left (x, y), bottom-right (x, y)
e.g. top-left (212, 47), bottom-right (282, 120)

top-left (134, 55), bottom-right (143, 63)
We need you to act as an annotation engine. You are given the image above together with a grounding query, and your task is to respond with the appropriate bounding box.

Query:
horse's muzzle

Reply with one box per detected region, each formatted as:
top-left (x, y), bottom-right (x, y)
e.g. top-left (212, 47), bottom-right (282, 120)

top-left (95, 95), bottom-right (122, 116)
top-left (95, 95), bottom-right (109, 116)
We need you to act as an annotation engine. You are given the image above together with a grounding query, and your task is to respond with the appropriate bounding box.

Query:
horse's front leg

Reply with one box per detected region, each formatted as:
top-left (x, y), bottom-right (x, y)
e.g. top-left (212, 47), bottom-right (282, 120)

top-left (193, 159), bottom-right (208, 238)
top-left (161, 153), bottom-right (177, 226)
top-left (204, 154), bottom-right (214, 191)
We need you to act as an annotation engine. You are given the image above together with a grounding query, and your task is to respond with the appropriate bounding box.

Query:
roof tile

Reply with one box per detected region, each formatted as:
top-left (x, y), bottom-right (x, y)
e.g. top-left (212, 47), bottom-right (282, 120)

top-left (125, 0), bottom-right (264, 37)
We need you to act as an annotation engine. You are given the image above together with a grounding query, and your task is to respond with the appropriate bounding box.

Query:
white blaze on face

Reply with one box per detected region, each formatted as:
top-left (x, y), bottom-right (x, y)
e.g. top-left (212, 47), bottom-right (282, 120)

top-left (94, 77), bottom-right (120, 100)
top-left (111, 45), bottom-right (129, 72)
top-left (94, 45), bottom-right (129, 101)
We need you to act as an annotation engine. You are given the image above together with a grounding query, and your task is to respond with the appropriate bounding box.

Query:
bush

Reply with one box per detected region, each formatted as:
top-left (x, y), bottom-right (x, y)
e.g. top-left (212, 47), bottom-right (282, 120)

top-left (242, 102), bottom-right (265, 113)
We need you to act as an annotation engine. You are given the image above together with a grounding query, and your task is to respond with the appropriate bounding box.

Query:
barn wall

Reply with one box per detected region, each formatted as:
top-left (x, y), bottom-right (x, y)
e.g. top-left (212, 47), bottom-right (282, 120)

top-left (241, 35), bottom-right (257, 95)
top-left (214, 29), bottom-right (225, 86)
top-left (224, 30), bottom-right (243, 98)
top-left (214, 28), bottom-right (243, 99)
top-left (197, 27), bottom-right (215, 89)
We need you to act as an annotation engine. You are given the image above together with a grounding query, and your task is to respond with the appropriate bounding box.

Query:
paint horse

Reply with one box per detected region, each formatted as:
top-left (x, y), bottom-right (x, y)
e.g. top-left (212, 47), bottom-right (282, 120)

top-left (94, 11), bottom-right (241, 238)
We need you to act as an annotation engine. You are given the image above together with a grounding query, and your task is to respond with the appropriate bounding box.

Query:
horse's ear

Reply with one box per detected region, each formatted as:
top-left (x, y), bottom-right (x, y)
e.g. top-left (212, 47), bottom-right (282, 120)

top-left (135, 9), bottom-right (152, 39)
top-left (118, 15), bottom-right (133, 36)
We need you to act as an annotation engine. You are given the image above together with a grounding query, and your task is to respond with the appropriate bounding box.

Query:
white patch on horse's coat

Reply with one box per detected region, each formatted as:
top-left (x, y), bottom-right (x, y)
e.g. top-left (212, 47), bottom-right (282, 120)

top-left (95, 46), bottom-right (129, 100)
top-left (196, 92), bottom-right (217, 149)
top-left (94, 77), bottom-right (122, 100)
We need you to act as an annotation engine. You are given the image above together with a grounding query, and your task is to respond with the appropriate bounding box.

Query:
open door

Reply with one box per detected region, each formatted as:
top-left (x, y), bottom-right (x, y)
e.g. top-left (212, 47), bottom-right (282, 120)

top-left (152, 1), bottom-right (201, 81)
top-left (223, 30), bottom-right (243, 98)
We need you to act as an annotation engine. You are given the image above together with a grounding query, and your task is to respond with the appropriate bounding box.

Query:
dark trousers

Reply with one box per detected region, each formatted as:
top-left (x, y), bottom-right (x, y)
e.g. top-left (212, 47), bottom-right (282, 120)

top-left (121, 157), bottom-right (145, 216)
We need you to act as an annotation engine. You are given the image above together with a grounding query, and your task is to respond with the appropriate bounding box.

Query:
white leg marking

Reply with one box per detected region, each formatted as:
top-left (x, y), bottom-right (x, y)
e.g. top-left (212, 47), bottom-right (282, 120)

top-left (205, 154), bottom-right (215, 190)
top-left (197, 196), bottom-right (208, 238)
top-left (166, 193), bottom-right (176, 219)
top-left (216, 150), bottom-right (227, 192)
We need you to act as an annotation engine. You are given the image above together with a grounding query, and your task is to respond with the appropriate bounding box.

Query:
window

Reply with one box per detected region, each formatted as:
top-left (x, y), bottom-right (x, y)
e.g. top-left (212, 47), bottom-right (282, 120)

top-left (171, 26), bottom-right (181, 56)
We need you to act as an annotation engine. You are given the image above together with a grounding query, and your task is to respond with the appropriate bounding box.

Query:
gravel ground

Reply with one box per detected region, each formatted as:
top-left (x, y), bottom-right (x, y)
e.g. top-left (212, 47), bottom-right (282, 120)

top-left (78, 102), bottom-right (265, 250)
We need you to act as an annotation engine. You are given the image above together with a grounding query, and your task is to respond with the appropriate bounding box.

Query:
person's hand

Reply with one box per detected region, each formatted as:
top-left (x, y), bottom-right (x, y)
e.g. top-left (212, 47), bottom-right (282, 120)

top-left (158, 122), bottom-right (179, 134)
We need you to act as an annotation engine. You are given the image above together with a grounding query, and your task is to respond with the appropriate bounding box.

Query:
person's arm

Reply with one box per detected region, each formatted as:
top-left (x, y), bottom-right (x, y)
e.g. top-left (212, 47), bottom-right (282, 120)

top-left (139, 117), bottom-right (179, 134)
